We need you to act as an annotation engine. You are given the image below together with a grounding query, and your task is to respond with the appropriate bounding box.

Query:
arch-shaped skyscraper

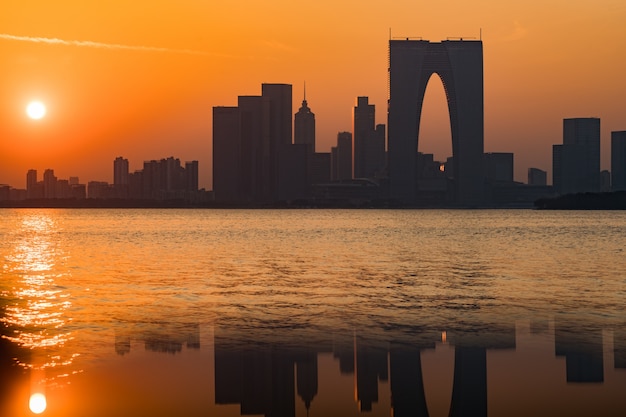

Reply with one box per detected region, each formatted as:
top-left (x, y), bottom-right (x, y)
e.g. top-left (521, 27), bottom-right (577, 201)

top-left (388, 40), bottom-right (484, 205)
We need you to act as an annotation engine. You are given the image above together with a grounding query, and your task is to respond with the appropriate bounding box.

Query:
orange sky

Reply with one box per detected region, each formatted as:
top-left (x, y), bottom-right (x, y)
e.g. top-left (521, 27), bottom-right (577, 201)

top-left (1, 0), bottom-right (625, 189)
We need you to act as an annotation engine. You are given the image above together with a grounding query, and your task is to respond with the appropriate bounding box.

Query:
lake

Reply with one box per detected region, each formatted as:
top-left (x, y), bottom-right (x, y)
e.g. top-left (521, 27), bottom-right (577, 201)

top-left (1, 209), bottom-right (625, 416)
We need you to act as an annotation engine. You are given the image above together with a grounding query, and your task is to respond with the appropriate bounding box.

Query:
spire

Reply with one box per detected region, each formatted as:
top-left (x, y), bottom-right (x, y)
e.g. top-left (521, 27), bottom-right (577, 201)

top-left (298, 81), bottom-right (310, 113)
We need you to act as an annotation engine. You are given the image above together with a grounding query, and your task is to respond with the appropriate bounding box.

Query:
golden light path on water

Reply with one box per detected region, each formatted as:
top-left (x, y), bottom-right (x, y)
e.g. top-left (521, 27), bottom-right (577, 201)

top-left (1, 211), bottom-right (80, 414)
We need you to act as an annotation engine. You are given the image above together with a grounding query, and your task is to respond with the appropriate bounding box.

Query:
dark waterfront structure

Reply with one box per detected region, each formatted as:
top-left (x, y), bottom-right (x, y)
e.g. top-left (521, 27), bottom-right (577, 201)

top-left (553, 117), bottom-right (601, 195)
top-left (528, 167), bottom-right (548, 186)
top-left (612, 131), bottom-right (626, 191)
top-left (388, 39), bottom-right (485, 206)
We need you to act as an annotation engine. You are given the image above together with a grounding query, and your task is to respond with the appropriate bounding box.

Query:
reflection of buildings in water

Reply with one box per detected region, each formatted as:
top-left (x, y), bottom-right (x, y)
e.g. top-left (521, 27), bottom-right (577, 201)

top-left (615, 330), bottom-right (626, 369)
top-left (214, 344), bottom-right (295, 416)
top-left (114, 323), bottom-right (200, 355)
top-left (355, 338), bottom-right (388, 412)
top-left (212, 320), bottom-right (626, 416)
top-left (555, 324), bottom-right (604, 382)
top-left (296, 352), bottom-right (318, 412)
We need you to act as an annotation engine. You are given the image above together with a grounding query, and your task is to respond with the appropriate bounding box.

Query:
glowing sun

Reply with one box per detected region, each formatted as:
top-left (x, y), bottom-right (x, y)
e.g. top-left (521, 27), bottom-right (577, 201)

top-left (26, 101), bottom-right (47, 120)
top-left (29, 393), bottom-right (47, 414)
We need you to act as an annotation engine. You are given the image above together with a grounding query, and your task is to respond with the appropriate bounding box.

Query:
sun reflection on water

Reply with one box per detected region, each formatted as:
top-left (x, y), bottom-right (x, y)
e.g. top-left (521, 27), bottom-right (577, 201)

top-left (0, 212), bottom-right (78, 389)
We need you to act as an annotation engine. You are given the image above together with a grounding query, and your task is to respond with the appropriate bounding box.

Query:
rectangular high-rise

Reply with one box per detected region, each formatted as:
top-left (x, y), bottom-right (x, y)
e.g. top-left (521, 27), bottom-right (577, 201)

top-left (114, 157), bottom-right (129, 186)
top-left (212, 106), bottom-right (241, 202)
top-left (611, 131), bottom-right (626, 191)
top-left (331, 132), bottom-right (352, 181)
top-left (553, 118), bottom-right (600, 194)
top-left (262, 84), bottom-right (293, 201)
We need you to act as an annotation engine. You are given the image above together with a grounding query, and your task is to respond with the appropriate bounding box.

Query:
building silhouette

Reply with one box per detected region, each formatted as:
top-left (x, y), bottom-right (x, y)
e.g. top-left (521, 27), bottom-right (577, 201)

top-left (213, 83), bottom-right (308, 204)
top-left (213, 106), bottom-right (243, 202)
top-left (353, 97), bottom-right (385, 179)
top-left (611, 131), bottom-right (626, 191)
top-left (294, 84), bottom-right (315, 153)
top-left (528, 168), bottom-right (547, 186)
top-left (113, 156), bottom-right (129, 198)
top-left (26, 169), bottom-right (43, 199)
top-left (485, 153), bottom-right (514, 183)
top-left (553, 118), bottom-right (601, 195)
top-left (43, 169), bottom-right (56, 198)
top-left (331, 132), bottom-right (353, 181)
top-left (388, 39), bottom-right (485, 205)
top-left (262, 83), bottom-right (294, 202)
top-left (114, 156), bottom-right (129, 186)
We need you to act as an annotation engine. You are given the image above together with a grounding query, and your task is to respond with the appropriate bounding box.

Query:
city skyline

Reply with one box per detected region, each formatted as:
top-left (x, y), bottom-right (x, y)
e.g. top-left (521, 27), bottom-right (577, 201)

top-left (1, 1), bottom-right (625, 190)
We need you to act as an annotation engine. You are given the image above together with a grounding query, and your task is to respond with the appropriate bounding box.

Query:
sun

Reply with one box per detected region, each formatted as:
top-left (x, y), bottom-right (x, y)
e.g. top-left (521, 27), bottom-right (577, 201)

top-left (29, 393), bottom-right (47, 414)
top-left (26, 101), bottom-right (47, 120)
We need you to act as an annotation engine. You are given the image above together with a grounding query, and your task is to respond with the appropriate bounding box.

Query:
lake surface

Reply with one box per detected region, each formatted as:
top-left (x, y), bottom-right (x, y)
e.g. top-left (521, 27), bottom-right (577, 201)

top-left (1, 209), bottom-right (625, 416)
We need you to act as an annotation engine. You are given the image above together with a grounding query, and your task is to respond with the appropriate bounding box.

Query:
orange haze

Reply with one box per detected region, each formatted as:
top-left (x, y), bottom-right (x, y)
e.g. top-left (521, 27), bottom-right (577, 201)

top-left (1, 0), bottom-right (625, 189)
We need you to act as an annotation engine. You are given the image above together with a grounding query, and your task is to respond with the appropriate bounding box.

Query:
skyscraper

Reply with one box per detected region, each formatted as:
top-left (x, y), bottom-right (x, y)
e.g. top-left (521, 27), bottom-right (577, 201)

top-left (185, 161), bottom-right (199, 191)
top-left (331, 132), bottom-right (353, 181)
top-left (113, 157), bottom-right (129, 186)
top-left (26, 169), bottom-right (37, 199)
top-left (611, 131), bottom-right (626, 191)
top-left (354, 97), bottom-right (375, 178)
top-left (553, 118), bottom-right (600, 194)
top-left (212, 84), bottom-right (298, 203)
top-left (43, 169), bottom-right (57, 199)
top-left (212, 106), bottom-right (241, 202)
top-left (388, 39), bottom-right (484, 205)
top-left (294, 84), bottom-right (315, 152)
top-left (353, 97), bottom-right (386, 180)
top-left (262, 83), bottom-right (293, 201)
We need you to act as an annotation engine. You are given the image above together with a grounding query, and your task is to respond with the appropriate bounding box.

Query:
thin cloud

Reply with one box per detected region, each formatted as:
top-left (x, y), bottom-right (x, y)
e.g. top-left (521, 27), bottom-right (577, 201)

top-left (0, 33), bottom-right (209, 56)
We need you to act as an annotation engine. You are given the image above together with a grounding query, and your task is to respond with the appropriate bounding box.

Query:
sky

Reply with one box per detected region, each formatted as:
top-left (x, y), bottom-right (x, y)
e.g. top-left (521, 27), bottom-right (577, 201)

top-left (1, 0), bottom-right (625, 189)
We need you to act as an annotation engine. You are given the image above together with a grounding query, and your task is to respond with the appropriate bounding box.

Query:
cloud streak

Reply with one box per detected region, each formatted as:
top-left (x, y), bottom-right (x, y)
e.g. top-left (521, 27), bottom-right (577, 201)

top-left (0, 33), bottom-right (209, 56)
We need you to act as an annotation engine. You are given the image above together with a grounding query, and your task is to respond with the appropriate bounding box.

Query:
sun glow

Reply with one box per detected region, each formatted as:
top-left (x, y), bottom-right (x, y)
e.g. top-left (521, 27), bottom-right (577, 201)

top-left (29, 393), bottom-right (47, 414)
top-left (26, 101), bottom-right (46, 120)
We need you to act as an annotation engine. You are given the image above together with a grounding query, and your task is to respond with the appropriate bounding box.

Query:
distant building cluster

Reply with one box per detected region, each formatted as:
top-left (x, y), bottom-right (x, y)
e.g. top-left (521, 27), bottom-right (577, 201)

top-left (212, 84), bottom-right (392, 205)
top-left (552, 118), bottom-right (626, 195)
top-left (0, 156), bottom-right (209, 203)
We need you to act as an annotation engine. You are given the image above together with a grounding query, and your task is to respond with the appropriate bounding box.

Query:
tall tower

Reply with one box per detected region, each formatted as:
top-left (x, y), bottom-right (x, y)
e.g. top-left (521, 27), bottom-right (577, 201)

top-left (611, 131), bottom-right (626, 191)
top-left (212, 106), bottom-right (241, 202)
top-left (262, 83), bottom-right (293, 201)
top-left (353, 97), bottom-right (375, 178)
top-left (294, 83), bottom-right (315, 152)
top-left (388, 39), bottom-right (484, 205)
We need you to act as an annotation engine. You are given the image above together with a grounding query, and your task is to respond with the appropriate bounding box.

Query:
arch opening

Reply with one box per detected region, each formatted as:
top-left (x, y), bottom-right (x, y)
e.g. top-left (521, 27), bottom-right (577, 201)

top-left (418, 73), bottom-right (453, 166)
